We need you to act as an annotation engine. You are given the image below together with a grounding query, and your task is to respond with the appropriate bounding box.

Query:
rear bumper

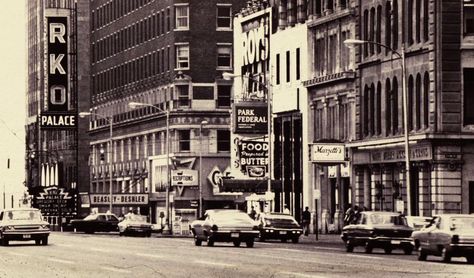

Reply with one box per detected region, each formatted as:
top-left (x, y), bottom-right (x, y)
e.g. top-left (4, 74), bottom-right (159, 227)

top-left (2, 231), bottom-right (49, 241)
top-left (209, 230), bottom-right (259, 242)
top-left (448, 244), bottom-right (474, 257)
top-left (260, 228), bottom-right (302, 240)
top-left (345, 236), bottom-right (413, 248)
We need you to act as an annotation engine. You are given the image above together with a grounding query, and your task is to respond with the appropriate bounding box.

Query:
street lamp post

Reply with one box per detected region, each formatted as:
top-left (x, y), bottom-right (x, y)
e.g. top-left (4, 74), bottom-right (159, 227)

top-left (79, 111), bottom-right (114, 213)
top-left (223, 72), bottom-right (273, 209)
top-left (199, 120), bottom-right (208, 218)
top-left (344, 39), bottom-right (412, 216)
top-left (128, 102), bottom-right (171, 233)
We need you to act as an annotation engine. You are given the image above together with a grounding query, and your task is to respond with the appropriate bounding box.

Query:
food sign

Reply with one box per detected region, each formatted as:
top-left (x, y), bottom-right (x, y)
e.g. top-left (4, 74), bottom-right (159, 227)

top-left (236, 139), bottom-right (268, 177)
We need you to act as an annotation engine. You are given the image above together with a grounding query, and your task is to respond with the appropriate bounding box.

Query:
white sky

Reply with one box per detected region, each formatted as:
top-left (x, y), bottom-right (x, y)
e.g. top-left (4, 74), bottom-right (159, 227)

top-left (0, 2), bottom-right (27, 204)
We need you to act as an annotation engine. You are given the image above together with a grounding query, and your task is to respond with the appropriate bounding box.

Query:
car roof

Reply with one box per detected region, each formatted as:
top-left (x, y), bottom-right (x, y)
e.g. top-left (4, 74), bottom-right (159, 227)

top-left (262, 213), bottom-right (296, 218)
top-left (362, 211), bottom-right (401, 216)
top-left (434, 214), bottom-right (474, 218)
top-left (205, 209), bottom-right (242, 214)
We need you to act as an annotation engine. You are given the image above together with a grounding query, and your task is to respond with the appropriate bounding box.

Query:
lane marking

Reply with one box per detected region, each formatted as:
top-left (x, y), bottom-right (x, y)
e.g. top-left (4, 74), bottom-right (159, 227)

top-left (48, 258), bottom-right (74, 265)
top-left (278, 271), bottom-right (326, 278)
top-left (135, 253), bottom-right (163, 259)
top-left (313, 246), bottom-right (341, 251)
top-left (193, 260), bottom-right (236, 268)
top-left (89, 247), bottom-right (112, 253)
top-left (6, 252), bottom-right (28, 257)
top-left (55, 243), bottom-right (73, 248)
top-left (346, 254), bottom-right (384, 260)
top-left (101, 266), bottom-right (132, 274)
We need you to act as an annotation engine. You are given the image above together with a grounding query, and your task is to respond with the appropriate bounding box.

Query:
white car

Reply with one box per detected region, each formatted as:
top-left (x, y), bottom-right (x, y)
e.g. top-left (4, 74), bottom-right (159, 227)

top-left (0, 208), bottom-right (50, 246)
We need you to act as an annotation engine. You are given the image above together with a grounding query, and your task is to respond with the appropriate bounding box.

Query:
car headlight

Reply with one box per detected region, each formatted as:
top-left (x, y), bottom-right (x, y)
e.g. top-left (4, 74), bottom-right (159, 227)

top-left (5, 226), bottom-right (14, 230)
top-left (369, 230), bottom-right (377, 238)
top-left (40, 224), bottom-right (49, 229)
top-left (211, 225), bottom-right (218, 232)
top-left (452, 235), bottom-right (460, 244)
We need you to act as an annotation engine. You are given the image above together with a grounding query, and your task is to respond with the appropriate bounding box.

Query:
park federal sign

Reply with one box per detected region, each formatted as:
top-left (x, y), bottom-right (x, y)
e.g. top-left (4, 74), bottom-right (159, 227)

top-left (309, 143), bottom-right (346, 163)
top-left (40, 14), bottom-right (77, 129)
top-left (233, 102), bottom-right (268, 133)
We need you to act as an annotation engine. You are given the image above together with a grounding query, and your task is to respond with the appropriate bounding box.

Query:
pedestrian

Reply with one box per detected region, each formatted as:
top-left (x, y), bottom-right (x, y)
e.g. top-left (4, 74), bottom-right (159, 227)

top-left (343, 205), bottom-right (355, 226)
top-left (283, 204), bottom-right (290, 214)
top-left (352, 205), bottom-right (361, 224)
top-left (249, 206), bottom-right (257, 220)
top-left (301, 207), bottom-right (311, 236)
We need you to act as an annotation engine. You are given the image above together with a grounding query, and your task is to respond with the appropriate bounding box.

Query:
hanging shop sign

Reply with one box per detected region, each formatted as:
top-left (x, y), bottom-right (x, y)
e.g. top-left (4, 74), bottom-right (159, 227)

top-left (309, 143), bottom-right (346, 163)
top-left (90, 194), bottom-right (149, 206)
top-left (171, 169), bottom-right (198, 186)
top-left (39, 112), bottom-right (76, 129)
top-left (236, 139), bottom-right (268, 177)
top-left (46, 16), bottom-right (69, 112)
top-left (233, 102), bottom-right (268, 134)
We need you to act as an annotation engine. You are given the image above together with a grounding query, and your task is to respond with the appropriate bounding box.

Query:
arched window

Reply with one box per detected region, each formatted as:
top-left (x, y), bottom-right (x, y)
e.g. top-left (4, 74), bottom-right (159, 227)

top-left (364, 85), bottom-right (369, 136)
top-left (415, 74), bottom-right (422, 130)
top-left (392, 0), bottom-right (399, 50)
top-left (385, 78), bottom-right (392, 135)
top-left (408, 0), bottom-right (414, 45)
top-left (377, 82), bottom-right (382, 135)
top-left (376, 5), bottom-right (382, 54)
top-left (364, 9), bottom-right (369, 57)
top-left (370, 83), bottom-right (376, 136)
top-left (385, 2), bottom-right (392, 55)
top-left (392, 77), bottom-right (399, 134)
top-left (416, 0), bottom-right (421, 43)
top-left (408, 75), bottom-right (414, 131)
top-left (370, 8), bottom-right (375, 55)
top-left (423, 72), bottom-right (430, 128)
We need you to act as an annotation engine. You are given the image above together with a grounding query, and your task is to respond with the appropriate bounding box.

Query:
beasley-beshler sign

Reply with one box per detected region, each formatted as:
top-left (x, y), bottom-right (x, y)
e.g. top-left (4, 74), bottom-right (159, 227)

top-left (309, 143), bottom-right (346, 163)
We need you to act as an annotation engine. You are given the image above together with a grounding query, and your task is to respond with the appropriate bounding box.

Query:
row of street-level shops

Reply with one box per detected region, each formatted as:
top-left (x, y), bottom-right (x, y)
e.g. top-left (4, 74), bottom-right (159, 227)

top-left (312, 139), bottom-right (474, 233)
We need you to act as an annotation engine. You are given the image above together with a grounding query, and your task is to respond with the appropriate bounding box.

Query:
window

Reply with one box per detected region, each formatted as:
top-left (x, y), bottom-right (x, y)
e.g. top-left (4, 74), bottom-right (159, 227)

top-left (286, 51), bottom-right (290, 82)
top-left (176, 85), bottom-right (190, 108)
top-left (217, 85), bottom-right (231, 107)
top-left (175, 5), bottom-right (189, 30)
top-left (217, 5), bottom-right (232, 29)
top-left (217, 130), bottom-right (230, 152)
top-left (276, 54), bottom-right (280, 85)
top-left (178, 130), bottom-right (190, 152)
top-left (296, 48), bottom-right (300, 80)
top-left (175, 44), bottom-right (190, 69)
top-left (166, 8), bottom-right (171, 32)
top-left (217, 44), bottom-right (232, 69)
top-left (465, 1), bottom-right (474, 35)
top-left (464, 68), bottom-right (474, 125)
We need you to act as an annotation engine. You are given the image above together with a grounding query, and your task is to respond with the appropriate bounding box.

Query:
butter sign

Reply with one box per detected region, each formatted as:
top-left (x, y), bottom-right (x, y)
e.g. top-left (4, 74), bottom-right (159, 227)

top-left (171, 169), bottom-right (198, 186)
top-left (309, 143), bottom-right (346, 163)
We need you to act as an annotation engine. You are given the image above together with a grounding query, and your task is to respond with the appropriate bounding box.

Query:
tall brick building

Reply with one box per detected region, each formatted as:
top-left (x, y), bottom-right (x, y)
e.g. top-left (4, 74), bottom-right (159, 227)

top-left (88, 0), bottom-right (246, 230)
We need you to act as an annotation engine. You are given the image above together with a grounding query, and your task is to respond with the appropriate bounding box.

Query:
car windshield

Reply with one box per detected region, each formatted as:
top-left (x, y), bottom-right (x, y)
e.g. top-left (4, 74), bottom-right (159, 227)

top-left (5, 210), bottom-right (42, 221)
top-left (83, 214), bottom-right (98, 220)
top-left (125, 215), bottom-right (147, 222)
top-left (265, 214), bottom-right (298, 225)
top-left (369, 214), bottom-right (407, 225)
top-left (450, 217), bottom-right (474, 231)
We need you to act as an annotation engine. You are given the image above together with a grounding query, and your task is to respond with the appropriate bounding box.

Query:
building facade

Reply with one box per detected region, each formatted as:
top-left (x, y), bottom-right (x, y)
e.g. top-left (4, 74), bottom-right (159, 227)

top-left (88, 0), bottom-right (246, 233)
top-left (25, 0), bottom-right (91, 225)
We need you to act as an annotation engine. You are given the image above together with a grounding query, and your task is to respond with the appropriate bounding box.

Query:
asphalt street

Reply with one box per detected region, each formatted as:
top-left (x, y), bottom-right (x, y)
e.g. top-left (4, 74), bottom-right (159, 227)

top-left (0, 232), bottom-right (472, 278)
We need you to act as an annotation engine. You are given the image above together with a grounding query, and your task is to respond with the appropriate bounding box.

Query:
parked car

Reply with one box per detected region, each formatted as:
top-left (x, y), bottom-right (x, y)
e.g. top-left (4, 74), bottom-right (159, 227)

top-left (412, 214), bottom-right (474, 263)
top-left (406, 216), bottom-right (431, 231)
top-left (118, 214), bottom-right (152, 237)
top-left (190, 209), bottom-right (259, 247)
top-left (0, 208), bottom-right (50, 246)
top-left (256, 213), bottom-right (302, 243)
top-left (341, 211), bottom-right (414, 254)
top-left (70, 213), bottom-right (119, 234)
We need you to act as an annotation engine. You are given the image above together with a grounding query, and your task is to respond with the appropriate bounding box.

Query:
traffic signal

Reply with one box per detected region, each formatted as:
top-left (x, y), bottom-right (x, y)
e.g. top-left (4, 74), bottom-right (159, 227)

top-left (99, 148), bottom-right (105, 162)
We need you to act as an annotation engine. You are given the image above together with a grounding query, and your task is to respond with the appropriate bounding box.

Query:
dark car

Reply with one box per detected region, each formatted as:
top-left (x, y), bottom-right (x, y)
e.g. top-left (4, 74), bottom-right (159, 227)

top-left (341, 211), bottom-right (414, 254)
top-left (0, 208), bottom-right (50, 246)
top-left (412, 214), bottom-right (474, 263)
top-left (190, 209), bottom-right (259, 247)
top-left (118, 214), bottom-right (152, 237)
top-left (256, 213), bottom-right (302, 243)
top-left (70, 213), bottom-right (119, 234)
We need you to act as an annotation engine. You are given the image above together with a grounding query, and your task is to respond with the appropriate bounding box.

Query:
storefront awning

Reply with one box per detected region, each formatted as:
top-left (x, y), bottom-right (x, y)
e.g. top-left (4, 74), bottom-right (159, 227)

top-left (220, 178), bottom-right (281, 193)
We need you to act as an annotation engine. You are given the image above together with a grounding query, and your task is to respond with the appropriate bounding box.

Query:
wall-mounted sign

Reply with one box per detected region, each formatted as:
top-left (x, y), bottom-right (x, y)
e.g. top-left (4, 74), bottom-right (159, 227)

top-left (90, 194), bottom-right (148, 206)
top-left (370, 145), bottom-right (432, 163)
top-left (46, 16), bottom-right (69, 112)
top-left (171, 169), bottom-right (198, 186)
top-left (33, 186), bottom-right (75, 217)
top-left (233, 102), bottom-right (268, 134)
top-left (39, 112), bottom-right (76, 129)
top-left (236, 139), bottom-right (268, 177)
top-left (309, 143), bottom-right (346, 163)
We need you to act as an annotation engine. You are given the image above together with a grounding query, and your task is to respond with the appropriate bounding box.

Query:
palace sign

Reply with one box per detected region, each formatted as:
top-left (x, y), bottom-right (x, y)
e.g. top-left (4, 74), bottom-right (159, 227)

top-left (39, 112), bottom-right (76, 129)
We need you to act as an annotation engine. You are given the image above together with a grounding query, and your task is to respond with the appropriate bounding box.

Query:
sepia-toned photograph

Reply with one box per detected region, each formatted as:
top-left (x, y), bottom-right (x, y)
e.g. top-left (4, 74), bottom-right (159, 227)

top-left (0, 0), bottom-right (474, 277)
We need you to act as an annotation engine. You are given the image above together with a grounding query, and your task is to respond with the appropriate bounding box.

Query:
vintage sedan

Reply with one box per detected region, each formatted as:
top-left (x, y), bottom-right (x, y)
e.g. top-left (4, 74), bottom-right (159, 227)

top-left (256, 213), bottom-right (302, 243)
top-left (0, 208), bottom-right (50, 246)
top-left (190, 209), bottom-right (259, 247)
top-left (118, 214), bottom-right (152, 237)
top-left (341, 211), bottom-right (414, 254)
top-left (412, 214), bottom-right (474, 263)
top-left (70, 213), bottom-right (119, 234)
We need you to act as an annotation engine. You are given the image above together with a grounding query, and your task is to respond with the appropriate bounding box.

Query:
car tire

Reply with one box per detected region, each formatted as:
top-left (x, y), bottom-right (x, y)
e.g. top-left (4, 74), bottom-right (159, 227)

top-left (466, 256), bottom-right (474, 264)
top-left (42, 237), bottom-right (48, 246)
top-left (384, 247), bottom-right (392, 254)
top-left (364, 242), bottom-right (373, 254)
top-left (281, 238), bottom-right (287, 243)
top-left (291, 238), bottom-right (299, 244)
top-left (207, 236), bottom-right (214, 247)
top-left (2, 239), bottom-right (8, 246)
top-left (35, 239), bottom-right (41, 245)
top-left (194, 237), bottom-right (202, 246)
top-left (403, 246), bottom-right (413, 255)
top-left (246, 240), bottom-right (254, 248)
top-left (146, 232), bottom-right (152, 238)
top-left (258, 233), bottom-right (265, 242)
top-left (345, 242), bottom-right (354, 253)
top-left (233, 241), bottom-right (241, 247)
top-left (417, 247), bottom-right (427, 261)
top-left (441, 247), bottom-right (451, 263)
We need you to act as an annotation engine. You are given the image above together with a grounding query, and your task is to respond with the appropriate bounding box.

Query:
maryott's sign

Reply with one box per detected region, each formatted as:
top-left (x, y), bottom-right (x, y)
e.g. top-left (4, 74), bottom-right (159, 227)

top-left (309, 143), bottom-right (346, 163)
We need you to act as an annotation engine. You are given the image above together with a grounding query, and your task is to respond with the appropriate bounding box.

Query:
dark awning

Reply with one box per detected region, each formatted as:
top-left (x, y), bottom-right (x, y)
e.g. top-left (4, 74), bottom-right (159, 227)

top-left (220, 178), bottom-right (282, 193)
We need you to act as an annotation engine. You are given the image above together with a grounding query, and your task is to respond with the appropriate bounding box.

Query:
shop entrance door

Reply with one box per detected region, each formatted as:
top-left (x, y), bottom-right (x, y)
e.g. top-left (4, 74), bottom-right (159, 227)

top-left (469, 182), bottom-right (474, 214)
